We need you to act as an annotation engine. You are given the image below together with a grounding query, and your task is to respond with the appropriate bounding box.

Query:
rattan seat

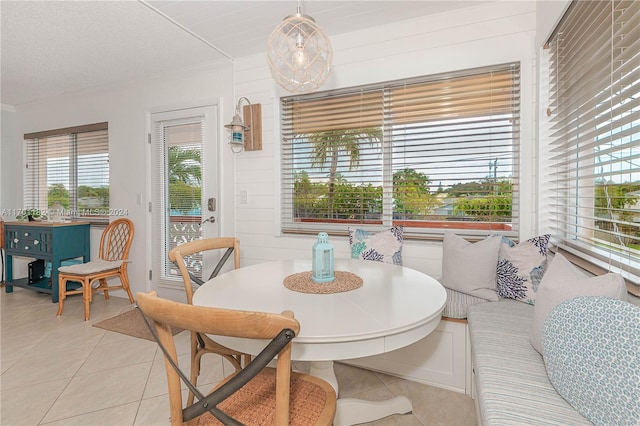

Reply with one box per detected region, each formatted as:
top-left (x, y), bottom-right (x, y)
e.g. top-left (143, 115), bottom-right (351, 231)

top-left (137, 291), bottom-right (336, 426)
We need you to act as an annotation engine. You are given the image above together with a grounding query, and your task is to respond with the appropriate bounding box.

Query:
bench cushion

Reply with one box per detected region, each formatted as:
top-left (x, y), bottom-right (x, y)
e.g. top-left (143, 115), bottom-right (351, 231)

top-left (442, 287), bottom-right (487, 319)
top-left (543, 296), bottom-right (640, 426)
top-left (468, 300), bottom-right (591, 425)
top-left (58, 259), bottom-right (123, 275)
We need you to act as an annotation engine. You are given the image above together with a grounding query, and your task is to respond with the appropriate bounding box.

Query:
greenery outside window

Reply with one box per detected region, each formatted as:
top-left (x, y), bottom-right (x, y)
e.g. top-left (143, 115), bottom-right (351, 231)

top-left (547, 0), bottom-right (640, 285)
top-left (23, 122), bottom-right (110, 223)
top-left (151, 110), bottom-right (209, 287)
top-left (281, 63), bottom-right (521, 238)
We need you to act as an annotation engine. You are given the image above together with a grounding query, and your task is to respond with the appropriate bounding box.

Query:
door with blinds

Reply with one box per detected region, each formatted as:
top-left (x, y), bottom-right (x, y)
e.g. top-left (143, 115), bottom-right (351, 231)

top-left (150, 105), bottom-right (219, 292)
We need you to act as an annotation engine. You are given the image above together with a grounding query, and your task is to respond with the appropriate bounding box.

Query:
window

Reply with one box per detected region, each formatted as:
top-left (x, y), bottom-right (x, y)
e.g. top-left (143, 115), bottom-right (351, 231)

top-left (281, 63), bottom-right (520, 238)
top-left (23, 122), bottom-right (110, 222)
top-left (547, 1), bottom-right (640, 283)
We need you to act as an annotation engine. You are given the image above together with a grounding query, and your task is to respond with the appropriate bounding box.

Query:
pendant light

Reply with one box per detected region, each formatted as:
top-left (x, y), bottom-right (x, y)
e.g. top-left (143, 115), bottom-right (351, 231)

top-left (266, 2), bottom-right (332, 94)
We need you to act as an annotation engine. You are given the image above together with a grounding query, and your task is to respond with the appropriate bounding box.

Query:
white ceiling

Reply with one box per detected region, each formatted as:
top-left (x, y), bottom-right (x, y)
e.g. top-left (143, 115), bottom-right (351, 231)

top-left (1, 0), bottom-right (489, 107)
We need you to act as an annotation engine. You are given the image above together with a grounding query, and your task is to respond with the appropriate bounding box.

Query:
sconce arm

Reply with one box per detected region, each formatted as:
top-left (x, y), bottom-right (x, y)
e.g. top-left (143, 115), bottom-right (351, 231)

top-left (235, 97), bottom-right (254, 151)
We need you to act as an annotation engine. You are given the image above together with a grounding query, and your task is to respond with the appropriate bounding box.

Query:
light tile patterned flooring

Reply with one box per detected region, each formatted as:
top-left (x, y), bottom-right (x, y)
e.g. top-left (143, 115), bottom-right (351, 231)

top-left (1, 287), bottom-right (476, 425)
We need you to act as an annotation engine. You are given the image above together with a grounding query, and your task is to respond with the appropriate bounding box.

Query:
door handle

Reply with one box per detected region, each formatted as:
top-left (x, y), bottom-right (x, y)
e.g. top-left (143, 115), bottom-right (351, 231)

top-left (202, 216), bottom-right (216, 224)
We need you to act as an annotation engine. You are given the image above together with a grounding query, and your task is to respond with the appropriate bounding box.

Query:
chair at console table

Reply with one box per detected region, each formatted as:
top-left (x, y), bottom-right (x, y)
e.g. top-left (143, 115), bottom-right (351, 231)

top-left (4, 221), bottom-right (90, 303)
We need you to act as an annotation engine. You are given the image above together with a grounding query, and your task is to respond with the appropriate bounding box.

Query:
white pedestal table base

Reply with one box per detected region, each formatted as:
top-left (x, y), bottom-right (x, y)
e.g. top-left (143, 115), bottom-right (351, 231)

top-left (309, 361), bottom-right (412, 426)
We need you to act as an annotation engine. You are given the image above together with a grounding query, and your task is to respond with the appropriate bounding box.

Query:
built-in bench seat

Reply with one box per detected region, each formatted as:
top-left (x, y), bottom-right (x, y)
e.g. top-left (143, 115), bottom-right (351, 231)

top-left (442, 287), bottom-right (486, 319)
top-left (467, 299), bottom-right (590, 425)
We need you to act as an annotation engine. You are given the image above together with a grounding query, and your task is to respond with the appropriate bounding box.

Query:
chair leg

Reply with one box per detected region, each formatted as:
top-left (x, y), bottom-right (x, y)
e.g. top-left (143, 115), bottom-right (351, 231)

top-left (224, 355), bottom-right (243, 373)
top-left (241, 354), bottom-right (252, 369)
top-left (99, 278), bottom-right (110, 300)
top-left (82, 278), bottom-right (91, 321)
top-left (188, 338), bottom-right (203, 406)
top-left (57, 276), bottom-right (67, 316)
top-left (121, 272), bottom-right (135, 304)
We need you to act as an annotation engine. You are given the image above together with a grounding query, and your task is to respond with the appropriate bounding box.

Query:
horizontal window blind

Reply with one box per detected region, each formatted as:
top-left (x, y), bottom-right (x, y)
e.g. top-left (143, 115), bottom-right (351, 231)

top-left (547, 0), bottom-right (640, 283)
top-left (281, 63), bottom-right (520, 238)
top-left (152, 113), bottom-right (205, 288)
top-left (24, 123), bottom-right (109, 222)
top-left (164, 122), bottom-right (203, 215)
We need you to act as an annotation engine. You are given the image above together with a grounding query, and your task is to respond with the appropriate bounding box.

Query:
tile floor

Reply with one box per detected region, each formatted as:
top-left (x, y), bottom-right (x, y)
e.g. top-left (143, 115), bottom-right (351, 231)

top-left (1, 287), bottom-right (476, 425)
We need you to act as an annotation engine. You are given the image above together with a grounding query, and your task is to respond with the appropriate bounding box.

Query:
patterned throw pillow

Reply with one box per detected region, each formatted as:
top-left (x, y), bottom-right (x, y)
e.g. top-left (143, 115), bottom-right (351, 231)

top-left (496, 234), bottom-right (550, 304)
top-left (542, 296), bottom-right (640, 426)
top-left (348, 226), bottom-right (403, 265)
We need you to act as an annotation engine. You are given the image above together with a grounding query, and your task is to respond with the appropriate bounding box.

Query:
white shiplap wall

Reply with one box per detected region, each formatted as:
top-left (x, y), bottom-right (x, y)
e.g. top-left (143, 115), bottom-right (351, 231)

top-left (232, 1), bottom-right (538, 277)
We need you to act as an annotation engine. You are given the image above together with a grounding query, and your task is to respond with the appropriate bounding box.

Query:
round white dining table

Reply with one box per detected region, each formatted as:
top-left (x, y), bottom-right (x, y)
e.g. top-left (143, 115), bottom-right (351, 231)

top-left (192, 258), bottom-right (446, 426)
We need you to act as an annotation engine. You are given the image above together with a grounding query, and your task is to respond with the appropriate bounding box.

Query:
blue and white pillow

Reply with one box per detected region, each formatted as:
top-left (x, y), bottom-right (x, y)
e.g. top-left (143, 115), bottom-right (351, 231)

top-left (543, 296), bottom-right (640, 426)
top-left (348, 226), bottom-right (403, 265)
top-left (496, 234), bottom-right (550, 304)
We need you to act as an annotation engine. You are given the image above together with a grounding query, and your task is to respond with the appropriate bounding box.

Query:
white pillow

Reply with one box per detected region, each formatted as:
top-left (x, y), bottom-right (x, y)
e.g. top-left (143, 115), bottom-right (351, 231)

top-left (529, 253), bottom-right (627, 354)
top-left (439, 232), bottom-right (502, 301)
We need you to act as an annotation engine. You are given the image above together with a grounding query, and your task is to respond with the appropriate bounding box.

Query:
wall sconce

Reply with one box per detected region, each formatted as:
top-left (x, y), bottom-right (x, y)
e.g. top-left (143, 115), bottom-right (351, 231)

top-left (225, 97), bottom-right (262, 153)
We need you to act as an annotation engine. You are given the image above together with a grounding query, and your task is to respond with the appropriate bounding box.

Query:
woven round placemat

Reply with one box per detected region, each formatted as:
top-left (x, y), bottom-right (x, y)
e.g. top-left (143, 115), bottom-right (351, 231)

top-left (283, 271), bottom-right (363, 294)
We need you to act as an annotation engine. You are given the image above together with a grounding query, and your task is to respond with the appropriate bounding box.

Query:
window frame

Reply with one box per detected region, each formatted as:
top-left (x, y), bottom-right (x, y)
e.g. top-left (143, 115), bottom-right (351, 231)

top-left (23, 122), bottom-right (110, 225)
top-left (545, 0), bottom-right (640, 290)
top-left (280, 63), bottom-right (521, 240)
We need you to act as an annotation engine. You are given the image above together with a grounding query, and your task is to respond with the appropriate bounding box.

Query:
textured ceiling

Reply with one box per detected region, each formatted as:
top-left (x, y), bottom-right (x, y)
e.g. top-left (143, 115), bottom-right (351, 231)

top-left (1, 1), bottom-right (489, 107)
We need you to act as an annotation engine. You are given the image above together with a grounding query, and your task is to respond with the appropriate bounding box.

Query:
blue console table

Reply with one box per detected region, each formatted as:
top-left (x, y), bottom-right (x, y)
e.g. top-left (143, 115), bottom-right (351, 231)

top-left (4, 221), bottom-right (90, 303)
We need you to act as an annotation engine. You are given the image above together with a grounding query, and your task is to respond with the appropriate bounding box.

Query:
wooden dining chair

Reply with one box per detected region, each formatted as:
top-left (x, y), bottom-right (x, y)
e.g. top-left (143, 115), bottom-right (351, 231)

top-left (137, 291), bottom-right (336, 426)
top-left (168, 237), bottom-right (251, 405)
top-left (57, 218), bottom-right (135, 321)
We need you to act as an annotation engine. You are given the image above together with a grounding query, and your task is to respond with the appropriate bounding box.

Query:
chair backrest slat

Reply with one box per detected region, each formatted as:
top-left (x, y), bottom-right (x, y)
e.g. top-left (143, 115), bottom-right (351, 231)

top-left (99, 218), bottom-right (134, 261)
top-left (168, 237), bottom-right (240, 304)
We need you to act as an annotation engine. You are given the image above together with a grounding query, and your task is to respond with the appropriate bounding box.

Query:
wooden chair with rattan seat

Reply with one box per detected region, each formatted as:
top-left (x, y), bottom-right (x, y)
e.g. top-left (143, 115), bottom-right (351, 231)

top-left (168, 237), bottom-right (251, 405)
top-left (57, 218), bottom-right (135, 321)
top-left (136, 291), bottom-right (336, 426)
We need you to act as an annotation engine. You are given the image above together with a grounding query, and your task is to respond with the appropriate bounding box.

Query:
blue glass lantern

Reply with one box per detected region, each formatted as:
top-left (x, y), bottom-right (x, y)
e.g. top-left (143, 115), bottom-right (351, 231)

top-left (312, 232), bottom-right (335, 283)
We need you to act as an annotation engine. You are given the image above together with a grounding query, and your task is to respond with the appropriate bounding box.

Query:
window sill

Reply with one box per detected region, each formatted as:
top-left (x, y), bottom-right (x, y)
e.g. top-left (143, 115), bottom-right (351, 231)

top-left (284, 218), bottom-right (516, 241)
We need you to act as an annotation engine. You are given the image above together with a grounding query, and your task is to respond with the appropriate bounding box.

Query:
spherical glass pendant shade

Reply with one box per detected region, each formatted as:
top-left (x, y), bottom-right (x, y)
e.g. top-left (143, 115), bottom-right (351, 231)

top-left (267, 12), bottom-right (332, 94)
